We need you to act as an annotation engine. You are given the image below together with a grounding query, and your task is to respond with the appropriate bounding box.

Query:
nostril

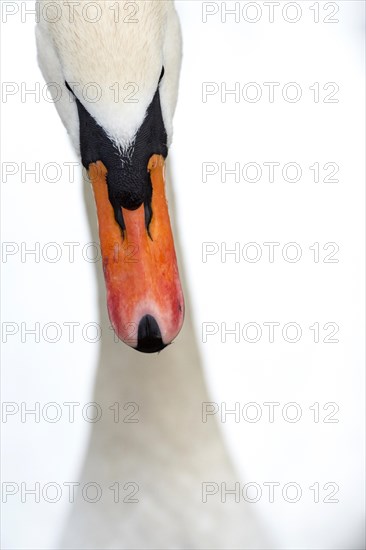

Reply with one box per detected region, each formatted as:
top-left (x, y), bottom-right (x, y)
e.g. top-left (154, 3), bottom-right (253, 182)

top-left (136, 315), bottom-right (167, 353)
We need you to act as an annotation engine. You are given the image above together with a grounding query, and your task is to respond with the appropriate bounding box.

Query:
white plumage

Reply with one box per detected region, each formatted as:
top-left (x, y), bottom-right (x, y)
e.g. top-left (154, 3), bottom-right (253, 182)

top-left (36, 0), bottom-right (181, 150)
top-left (36, 2), bottom-right (267, 547)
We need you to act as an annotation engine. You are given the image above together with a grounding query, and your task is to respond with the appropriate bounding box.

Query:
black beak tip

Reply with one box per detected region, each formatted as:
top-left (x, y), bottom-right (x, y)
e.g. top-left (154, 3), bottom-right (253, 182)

top-left (136, 314), bottom-right (167, 354)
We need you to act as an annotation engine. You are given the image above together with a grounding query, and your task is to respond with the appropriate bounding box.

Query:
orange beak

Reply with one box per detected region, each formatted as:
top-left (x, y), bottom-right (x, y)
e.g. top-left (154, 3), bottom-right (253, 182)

top-left (89, 155), bottom-right (184, 352)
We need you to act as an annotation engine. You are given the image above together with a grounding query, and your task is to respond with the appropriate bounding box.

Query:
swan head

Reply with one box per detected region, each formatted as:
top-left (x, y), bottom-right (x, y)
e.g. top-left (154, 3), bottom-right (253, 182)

top-left (36, 0), bottom-right (184, 352)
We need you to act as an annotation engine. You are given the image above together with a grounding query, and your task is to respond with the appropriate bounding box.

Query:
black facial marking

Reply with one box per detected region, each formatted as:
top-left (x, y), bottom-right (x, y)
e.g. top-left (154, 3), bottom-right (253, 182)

top-left (65, 71), bottom-right (167, 235)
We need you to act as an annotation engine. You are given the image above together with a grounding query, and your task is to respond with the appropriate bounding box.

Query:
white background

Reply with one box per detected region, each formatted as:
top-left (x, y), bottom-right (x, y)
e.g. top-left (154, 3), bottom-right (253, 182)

top-left (1, 1), bottom-right (365, 549)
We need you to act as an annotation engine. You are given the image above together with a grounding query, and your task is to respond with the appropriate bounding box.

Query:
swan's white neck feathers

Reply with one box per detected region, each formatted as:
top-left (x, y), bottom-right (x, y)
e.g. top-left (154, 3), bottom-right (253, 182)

top-left (36, 0), bottom-right (181, 150)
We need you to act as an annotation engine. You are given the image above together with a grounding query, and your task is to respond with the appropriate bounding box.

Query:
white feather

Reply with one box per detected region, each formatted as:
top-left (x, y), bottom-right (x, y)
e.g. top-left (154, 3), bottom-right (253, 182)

top-left (36, 0), bottom-right (182, 150)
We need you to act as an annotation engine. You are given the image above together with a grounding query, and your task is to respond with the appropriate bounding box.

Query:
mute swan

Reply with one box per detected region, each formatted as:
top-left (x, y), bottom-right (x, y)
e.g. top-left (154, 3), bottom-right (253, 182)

top-left (36, 0), bottom-right (184, 353)
top-left (36, 1), bottom-right (268, 548)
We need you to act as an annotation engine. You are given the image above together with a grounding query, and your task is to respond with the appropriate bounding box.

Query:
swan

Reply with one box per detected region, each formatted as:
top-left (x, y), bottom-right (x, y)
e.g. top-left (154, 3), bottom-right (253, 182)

top-left (36, 1), bottom-right (269, 547)
top-left (36, 0), bottom-right (184, 353)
